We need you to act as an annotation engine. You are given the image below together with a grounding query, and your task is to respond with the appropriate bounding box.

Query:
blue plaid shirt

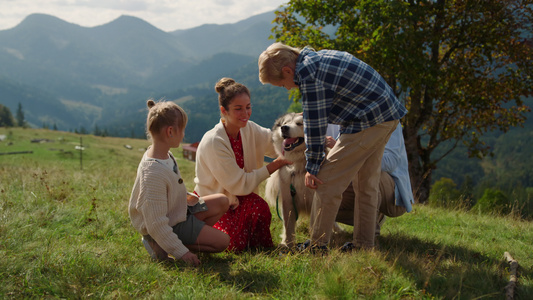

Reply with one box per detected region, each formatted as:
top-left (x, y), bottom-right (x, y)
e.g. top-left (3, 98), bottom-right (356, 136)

top-left (295, 47), bottom-right (407, 175)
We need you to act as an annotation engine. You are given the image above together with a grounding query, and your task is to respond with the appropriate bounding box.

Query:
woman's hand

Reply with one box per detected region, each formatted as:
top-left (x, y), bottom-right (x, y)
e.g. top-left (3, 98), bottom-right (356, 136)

top-left (230, 197), bottom-right (239, 210)
top-left (266, 157), bottom-right (293, 174)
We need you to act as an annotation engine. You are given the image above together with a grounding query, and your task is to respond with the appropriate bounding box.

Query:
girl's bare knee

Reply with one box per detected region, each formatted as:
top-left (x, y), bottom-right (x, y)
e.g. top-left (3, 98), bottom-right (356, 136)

top-left (217, 194), bottom-right (230, 211)
top-left (216, 233), bottom-right (230, 252)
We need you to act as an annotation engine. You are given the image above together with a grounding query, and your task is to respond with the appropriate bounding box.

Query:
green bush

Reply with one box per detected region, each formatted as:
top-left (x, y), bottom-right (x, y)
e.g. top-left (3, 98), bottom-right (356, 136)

top-left (472, 188), bottom-right (510, 215)
top-left (429, 177), bottom-right (464, 209)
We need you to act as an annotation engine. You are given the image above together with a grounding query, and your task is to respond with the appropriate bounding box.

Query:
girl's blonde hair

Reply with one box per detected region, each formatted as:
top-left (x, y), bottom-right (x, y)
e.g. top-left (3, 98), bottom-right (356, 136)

top-left (146, 99), bottom-right (188, 139)
top-left (215, 77), bottom-right (250, 115)
top-left (258, 42), bottom-right (301, 84)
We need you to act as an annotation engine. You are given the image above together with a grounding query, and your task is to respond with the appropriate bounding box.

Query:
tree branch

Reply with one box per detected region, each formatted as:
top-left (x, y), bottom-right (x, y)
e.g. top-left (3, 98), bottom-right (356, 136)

top-left (504, 252), bottom-right (518, 300)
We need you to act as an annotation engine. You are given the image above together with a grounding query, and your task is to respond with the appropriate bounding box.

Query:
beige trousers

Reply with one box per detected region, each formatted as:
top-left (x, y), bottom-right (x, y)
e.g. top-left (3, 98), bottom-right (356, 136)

top-left (336, 171), bottom-right (407, 244)
top-left (309, 120), bottom-right (398, 248)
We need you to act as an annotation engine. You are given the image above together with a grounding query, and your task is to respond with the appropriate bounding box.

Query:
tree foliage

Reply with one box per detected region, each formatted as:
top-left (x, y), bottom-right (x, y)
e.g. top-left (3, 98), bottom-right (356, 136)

top-left (0, 104), bottom-right (15, 127)
top-left (16, 102), bottom-right (25, 127)
top-left (429, 177), bottom-right (462, 207)
top-left (472, 188), bottom-right (511, 215)
top-left (272, 0), bottom-right (533, 202)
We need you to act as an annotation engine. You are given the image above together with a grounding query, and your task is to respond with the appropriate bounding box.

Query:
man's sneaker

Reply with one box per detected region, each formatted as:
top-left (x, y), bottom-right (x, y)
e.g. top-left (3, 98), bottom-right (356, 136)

top-left (340, 242), bottom-right (357, 253)
top-left (142, 237), bottom-right (157, 260)
top-left (296, 239), bottom-right (310, 252)
top-left (278, 245), bottom-right (299, 256)
top-left (297, 239), bottom-right (328, 255)
top-left (310, 245), bottom-right (329, 255)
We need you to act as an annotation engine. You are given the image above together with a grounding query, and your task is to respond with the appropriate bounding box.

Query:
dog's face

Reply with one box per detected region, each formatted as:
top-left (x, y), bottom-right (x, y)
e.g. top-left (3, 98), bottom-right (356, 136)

top-left (272, 113), bottom-right (306, 156)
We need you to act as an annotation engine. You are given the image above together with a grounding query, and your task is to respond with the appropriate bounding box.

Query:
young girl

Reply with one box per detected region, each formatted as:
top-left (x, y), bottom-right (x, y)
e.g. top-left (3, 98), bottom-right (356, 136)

top-left (193, 78), bottom-right (292, 252)
top-left (129, 99), bottom-right (230, 266)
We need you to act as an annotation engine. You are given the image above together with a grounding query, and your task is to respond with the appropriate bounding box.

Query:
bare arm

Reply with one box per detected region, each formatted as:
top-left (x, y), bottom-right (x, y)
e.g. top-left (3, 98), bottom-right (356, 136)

top-left (266, 157), bottom-right (293, 174)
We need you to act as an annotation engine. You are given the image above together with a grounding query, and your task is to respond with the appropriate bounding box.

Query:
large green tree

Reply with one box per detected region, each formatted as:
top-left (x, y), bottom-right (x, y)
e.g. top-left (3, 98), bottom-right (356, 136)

top-left (272, 0), bottom-right (532, 202)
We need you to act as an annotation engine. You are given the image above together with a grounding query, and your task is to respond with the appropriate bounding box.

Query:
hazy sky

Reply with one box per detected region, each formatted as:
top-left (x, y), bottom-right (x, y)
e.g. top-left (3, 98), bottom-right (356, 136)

top-left (0, 0), bottom-right (288, 31)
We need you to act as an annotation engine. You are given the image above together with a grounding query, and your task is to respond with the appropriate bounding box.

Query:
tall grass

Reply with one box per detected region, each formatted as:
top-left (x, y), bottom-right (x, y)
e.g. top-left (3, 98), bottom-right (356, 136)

top-left (1, 128), bottom-right (532, 299)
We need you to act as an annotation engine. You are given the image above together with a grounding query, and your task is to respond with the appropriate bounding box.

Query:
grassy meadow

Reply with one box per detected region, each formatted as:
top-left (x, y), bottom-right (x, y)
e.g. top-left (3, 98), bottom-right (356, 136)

top-left (1, 127), bottom-right (532, 299)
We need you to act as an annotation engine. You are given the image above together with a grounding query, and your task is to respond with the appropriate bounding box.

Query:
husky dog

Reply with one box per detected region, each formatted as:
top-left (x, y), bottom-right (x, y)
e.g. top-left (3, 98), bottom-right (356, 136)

top-left (265, 113), bottom-right (316, 247)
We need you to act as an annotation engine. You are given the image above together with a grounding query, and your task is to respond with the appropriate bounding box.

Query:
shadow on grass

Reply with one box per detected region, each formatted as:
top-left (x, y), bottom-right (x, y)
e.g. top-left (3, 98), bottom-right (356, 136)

top-left (155, 237), bottom-right (533, 298)
top-left (379, 233), bottom-right (533, 299)
top-left (197, 250), bottom-right (283, 295)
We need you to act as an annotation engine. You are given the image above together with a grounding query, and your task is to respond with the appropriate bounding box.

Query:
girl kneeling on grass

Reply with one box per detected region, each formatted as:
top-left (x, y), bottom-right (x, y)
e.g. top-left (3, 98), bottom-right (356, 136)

top-left (129, 99), bottom-right (230, 266)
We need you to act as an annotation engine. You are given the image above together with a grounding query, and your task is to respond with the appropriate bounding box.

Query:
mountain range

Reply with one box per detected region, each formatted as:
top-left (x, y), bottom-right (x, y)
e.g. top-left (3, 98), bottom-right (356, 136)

top-left (0, 11), bottom-right (289, 140)
top-left (1, 11), bottom-right (532, 194)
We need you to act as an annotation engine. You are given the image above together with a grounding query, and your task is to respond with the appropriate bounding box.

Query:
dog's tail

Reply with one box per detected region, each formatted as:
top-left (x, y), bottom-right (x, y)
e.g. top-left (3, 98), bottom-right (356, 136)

top-left (264, 172), bottom-right (279, 207)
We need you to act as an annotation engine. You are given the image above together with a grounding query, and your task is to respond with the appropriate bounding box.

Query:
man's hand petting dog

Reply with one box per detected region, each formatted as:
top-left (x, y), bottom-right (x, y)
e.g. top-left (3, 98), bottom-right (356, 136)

top-left (305, 172), bottom-right (323, 189)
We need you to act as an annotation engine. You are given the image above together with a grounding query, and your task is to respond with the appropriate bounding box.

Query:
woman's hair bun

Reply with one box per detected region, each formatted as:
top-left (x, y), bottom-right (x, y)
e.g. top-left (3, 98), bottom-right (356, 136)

top-left (215, 77), bottom-right (236, 93)
top-left (147, 99), bottom-right (156, 109)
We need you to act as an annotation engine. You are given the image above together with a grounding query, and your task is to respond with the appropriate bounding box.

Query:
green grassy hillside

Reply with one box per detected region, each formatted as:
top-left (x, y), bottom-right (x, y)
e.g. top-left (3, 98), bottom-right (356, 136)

top-left (1, 127), bottom-right (531, 299)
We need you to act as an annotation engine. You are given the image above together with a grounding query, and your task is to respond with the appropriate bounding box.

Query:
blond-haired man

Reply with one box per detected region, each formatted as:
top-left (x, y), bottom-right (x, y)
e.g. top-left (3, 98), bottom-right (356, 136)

top-left (259, 42), bottom-right (407, 251)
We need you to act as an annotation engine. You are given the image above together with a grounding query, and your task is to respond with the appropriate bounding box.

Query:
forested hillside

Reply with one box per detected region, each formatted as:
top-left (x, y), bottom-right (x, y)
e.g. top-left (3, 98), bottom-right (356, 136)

top-left (0, 11), bottom-right (276, 135)
top-left (433, 97), bottom-right (533, 192)
top-left (102, 61), bottom-right (293, 143)
top-left (430, 96), bottom-right (533, 217)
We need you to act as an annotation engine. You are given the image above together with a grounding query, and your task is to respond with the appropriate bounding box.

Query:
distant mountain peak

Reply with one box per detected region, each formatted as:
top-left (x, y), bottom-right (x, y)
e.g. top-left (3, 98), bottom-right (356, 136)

top-left (23, 13), bottom-right (65, 22)
top-left (109, 15), bottom-right (152, 25)
top-left (95, 14), bottom-right (163, 33)
top-left (15, 13), bottom-right (82, 30)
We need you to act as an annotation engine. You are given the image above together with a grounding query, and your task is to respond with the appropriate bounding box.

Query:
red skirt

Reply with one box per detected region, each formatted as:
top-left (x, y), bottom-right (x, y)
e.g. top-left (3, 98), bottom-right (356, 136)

top-left (214, 192), bottom-right (274, 252)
